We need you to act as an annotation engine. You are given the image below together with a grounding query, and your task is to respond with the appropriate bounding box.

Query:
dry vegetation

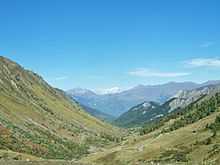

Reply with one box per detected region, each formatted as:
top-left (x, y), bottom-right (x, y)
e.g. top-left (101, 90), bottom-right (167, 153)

top-left (1, 56), bottom-right (220, 165)
top-left (0, 57), bottom-right (122, 161)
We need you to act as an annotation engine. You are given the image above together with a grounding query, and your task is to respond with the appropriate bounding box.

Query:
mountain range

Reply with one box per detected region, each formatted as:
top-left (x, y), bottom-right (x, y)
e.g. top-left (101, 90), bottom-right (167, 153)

top-left (67, 81), bottom-right (220, 117)
top-left (115, 83), bottom-right (220, 127)
top-left (81, 88), bottom-right (220, 164)
top-left (1, 56), bottom-right (220, 164)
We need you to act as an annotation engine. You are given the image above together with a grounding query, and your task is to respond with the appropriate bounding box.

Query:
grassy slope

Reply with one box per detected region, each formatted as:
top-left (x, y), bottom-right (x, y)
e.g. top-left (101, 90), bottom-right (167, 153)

top-left (0, 149), bottom-right (41, 161)
top-left (81, 112), bottom-right (220, 165)
top-left (79, 110), bottom-right (220, 164)
top-left (3, 56), bottom-right (220, 164)
top-left (0, 56), bottom-right (121, 160)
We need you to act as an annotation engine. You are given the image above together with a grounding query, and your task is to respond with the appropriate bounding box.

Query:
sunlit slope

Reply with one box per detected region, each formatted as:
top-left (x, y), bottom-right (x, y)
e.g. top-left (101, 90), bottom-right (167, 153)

top-left (80, 93), bottom-right (220, 164)
top-left (0, 56), bottom-right (120, 160)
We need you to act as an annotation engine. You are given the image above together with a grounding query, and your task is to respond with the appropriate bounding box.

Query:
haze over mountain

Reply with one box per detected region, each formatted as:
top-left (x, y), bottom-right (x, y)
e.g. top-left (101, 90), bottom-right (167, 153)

top-left (115, 83), bottom-right (220, 127)
top-left (81, 89), bottom-right (220, 165)
top-left (2, 56), bottom-right (220, 164)
top-left (79, 104), bottom-right (115, 122)
top-left (67, 81), bottom-right (220, 117)
top-left (1, 0), bottom-right (220, 163)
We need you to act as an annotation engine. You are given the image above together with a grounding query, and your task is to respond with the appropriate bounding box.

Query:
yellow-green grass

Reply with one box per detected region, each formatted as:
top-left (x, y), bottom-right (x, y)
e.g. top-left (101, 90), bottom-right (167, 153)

top-left (0, 57), bottom-right (123, 160)
top-left (0, 161), bottom-right (86, 165)
top-left (79, 111), bottom-right (220, 164)
top-left (0, 149), bottom-right (41, 161)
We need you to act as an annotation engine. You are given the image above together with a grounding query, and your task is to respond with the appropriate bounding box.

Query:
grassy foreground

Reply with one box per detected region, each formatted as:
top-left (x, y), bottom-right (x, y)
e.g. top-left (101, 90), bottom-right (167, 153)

top-left (0, 161), bottom-right (86, 165)
top-left (0, 56), bottom-right (122, 160)
top-left (78, 111), bottom-right (220, 165)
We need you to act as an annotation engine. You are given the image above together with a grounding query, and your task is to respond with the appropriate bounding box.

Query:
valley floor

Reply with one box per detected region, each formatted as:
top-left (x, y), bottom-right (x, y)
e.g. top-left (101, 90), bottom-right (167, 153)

top-left (1, 112), bottom-right (220, 165)
top-left (2, 110), bottom-right (220, 165)
top-left (78, 111), bottom-right (220, 165)
top-left (0, 161), bottom-right (86, 165)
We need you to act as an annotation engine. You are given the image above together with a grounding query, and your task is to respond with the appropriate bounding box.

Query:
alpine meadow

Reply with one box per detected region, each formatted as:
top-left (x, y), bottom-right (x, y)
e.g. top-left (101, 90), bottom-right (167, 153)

top-left (1, 0), bottom-right (220, 165)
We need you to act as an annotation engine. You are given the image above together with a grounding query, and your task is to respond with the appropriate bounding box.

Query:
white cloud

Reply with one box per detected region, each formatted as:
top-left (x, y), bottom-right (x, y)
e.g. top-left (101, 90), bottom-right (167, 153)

top-left (95, 87), bottom-right (122, 95)
top-left (129, 68), bottom-right (190, 78)
top-left (186, 58), bottom-right (220, 67)
top-left (200, 42), bottom-right (214, 48)
top-left (54, 76), bottom-right (69, 81)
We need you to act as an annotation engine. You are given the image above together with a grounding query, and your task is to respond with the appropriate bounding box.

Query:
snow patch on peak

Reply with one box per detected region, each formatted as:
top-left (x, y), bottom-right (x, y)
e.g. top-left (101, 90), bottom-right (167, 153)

top-left (70, 88), bottom-right (93, 95)
top-left (95, 87), bottom-right (122, 95)
top-left (143, 102), bottom-right (151, 108)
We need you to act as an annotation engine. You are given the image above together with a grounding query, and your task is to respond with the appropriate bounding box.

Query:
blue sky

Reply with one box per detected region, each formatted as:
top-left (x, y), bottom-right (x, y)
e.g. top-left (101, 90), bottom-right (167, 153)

top-left (0, 0), bottom-right (220, 92)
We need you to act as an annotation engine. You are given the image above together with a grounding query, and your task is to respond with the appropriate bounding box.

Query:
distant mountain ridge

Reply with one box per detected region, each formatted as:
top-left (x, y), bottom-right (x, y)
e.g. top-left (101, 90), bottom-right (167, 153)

top-left (82, 85), bottom-right (220, 165)
top-left (67, 81), bottom-right (220, 117)
top-left (115, 82), bottom-right (220, 127)
top-left (79, 104), bottom-right (116, 122)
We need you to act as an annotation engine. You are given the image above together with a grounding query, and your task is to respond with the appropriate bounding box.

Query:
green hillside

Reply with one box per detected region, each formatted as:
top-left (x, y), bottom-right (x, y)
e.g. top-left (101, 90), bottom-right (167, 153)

top-left (2, 56), bottom-right (220, 165)
top-left (114, 101), bottom-right (161, 128)
top-left (79, 90), bottom-right (220, 164)
top-left (0, 56), bottom-right (121, 161)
